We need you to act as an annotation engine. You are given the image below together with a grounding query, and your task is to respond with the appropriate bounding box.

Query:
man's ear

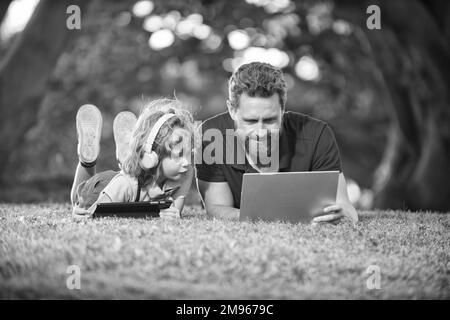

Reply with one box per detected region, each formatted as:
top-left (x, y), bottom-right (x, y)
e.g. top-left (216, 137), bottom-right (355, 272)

top-left (226, 100), bottom-right (237, 121)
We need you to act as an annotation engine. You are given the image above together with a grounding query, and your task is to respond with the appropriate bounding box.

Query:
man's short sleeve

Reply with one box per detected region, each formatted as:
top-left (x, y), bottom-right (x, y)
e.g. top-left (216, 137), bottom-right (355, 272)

top-left (311, 124), bottom-right (342, 172)
top-left (195, 163), bottom-right (227, 182)
top-left (100, 174), bottom-right (135, 202)
top-left (195, 122), bottom-right (227, 182)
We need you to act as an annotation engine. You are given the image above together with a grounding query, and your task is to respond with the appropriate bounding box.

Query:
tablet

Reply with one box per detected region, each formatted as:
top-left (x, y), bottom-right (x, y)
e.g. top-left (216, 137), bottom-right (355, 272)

top-left (93, 199), bottom-right (172, 218)
top-left (239, 171), bottom-right (339, 224)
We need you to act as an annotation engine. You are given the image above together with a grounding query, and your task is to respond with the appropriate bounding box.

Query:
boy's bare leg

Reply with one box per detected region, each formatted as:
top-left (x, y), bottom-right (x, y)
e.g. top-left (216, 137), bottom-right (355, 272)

top-left (71, 104), bottom-right (102, 206)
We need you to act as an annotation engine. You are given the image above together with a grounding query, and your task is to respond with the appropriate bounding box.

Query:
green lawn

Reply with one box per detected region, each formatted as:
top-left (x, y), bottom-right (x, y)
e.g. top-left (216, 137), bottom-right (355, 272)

top-left (0, 203), bottom-right (449, 299)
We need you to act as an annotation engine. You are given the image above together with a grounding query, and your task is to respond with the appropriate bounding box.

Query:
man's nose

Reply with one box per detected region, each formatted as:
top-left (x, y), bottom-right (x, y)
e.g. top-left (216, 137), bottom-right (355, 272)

top-left (256, 120), bottom-right (266, 130)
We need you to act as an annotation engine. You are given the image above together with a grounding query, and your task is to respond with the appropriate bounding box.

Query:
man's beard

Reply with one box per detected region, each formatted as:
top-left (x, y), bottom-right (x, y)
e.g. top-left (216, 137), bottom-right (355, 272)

top-left (238, 129), bottom-right (279, 169)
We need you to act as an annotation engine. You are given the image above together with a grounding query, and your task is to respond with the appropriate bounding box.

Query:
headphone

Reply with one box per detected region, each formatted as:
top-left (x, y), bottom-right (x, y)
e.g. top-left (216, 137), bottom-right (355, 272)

top-left (141, 113), bottom-right (176, 169)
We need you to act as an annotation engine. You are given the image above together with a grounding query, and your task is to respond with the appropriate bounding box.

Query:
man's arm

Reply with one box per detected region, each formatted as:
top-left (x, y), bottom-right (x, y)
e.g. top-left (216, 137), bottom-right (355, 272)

top-left (336, 173), bottom-right (358, 222)
top-left (312, 172), bottom-right (358, 224)
top-left (197, 179), bottom-right (240, 220)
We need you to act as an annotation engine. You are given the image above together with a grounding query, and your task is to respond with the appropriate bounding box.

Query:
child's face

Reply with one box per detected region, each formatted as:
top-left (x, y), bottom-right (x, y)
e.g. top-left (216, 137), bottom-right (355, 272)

top-left (160, 127), bottom-right (191, 181)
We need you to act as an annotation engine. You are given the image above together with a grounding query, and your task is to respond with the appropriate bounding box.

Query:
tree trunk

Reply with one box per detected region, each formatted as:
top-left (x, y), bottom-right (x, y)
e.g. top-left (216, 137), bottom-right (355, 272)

top-left (0, 0), bottom-right (13, 25)
top-left (421, 0), bottom-right (450, 43)
top-left (0, 0), bottom-right (89, 182)
top-left (336, 0), bottom-right (450, 211)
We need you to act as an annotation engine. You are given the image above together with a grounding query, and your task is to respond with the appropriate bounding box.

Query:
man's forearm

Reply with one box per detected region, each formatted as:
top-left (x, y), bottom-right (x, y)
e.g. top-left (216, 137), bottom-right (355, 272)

top-left (205, 204), bottom-right (240, 221)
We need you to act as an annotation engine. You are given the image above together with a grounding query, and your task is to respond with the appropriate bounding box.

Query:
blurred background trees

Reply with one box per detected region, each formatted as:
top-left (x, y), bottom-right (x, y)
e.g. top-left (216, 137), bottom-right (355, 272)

top-left (0, 0), bottom-right (449, 211)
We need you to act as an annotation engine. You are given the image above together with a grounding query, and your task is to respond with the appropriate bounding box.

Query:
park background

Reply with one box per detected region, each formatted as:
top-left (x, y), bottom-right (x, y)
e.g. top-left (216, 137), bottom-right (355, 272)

top-left (0, 0), bottom-right (449, 210)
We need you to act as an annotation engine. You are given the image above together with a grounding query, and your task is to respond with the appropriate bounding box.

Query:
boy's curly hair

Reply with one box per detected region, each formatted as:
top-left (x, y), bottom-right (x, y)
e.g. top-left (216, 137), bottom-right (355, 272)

top-left (228, 62), bottom-right (287, 109)
top-left (122, 98), bottom-right (194, 187)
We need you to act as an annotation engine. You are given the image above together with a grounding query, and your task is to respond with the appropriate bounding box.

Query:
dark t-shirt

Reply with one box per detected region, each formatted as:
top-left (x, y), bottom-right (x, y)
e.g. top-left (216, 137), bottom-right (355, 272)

top-left (196, 111), bottom-right (342, 208)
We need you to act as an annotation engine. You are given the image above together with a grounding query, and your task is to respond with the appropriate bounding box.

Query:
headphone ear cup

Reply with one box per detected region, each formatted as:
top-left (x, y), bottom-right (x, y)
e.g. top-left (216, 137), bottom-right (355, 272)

top-left (141, 151), bottom-right (159, 169)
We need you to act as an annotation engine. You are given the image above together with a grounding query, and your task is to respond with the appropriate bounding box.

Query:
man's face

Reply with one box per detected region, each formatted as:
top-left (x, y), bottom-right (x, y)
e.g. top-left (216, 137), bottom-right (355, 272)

top-left (228, 93), bottom-right (283, 168)
top-left (229, 92), bottom-right (283, 138)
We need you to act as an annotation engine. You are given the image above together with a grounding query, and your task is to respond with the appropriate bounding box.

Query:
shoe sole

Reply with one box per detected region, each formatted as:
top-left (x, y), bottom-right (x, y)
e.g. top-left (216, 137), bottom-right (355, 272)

top-left (113, 111), bottom-right (137, 165)
top-left (76, 104), bottom-right (102, 164)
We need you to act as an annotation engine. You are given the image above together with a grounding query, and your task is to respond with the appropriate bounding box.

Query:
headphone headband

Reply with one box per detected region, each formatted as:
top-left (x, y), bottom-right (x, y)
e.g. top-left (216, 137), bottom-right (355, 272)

top-left (144, 113), bottom-right (176, 152)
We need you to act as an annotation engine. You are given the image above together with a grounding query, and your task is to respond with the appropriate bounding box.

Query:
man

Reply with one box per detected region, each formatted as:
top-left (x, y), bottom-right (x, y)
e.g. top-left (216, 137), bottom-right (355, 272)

top-left (196, 62), bottom-right (358, 224)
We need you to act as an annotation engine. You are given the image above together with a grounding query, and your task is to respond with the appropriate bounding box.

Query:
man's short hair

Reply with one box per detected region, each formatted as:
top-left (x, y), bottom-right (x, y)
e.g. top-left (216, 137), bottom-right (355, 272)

top-left (228, 62), bottom-right (287, 109)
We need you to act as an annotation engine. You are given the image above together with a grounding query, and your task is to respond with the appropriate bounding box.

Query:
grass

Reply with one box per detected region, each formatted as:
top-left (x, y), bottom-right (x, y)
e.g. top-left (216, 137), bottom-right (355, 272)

top-left (0, 203), bottom-right (449, 299)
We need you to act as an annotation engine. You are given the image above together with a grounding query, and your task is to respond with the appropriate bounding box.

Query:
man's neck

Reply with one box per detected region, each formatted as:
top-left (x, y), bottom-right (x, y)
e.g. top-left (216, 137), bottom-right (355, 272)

top-left (246, 153), bottom-right (279, 173)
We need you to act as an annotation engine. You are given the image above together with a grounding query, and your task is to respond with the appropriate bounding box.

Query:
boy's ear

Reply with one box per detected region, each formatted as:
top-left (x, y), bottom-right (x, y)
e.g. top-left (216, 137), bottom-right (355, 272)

top-left (226, 100), bottom-right (237, 121)
top-left (141, 151), bottom-right (159, 169)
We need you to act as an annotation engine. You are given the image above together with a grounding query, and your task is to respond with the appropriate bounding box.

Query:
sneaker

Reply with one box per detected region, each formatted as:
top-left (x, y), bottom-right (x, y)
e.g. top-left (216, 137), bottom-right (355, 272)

top-left (76, 104), bottom-right (102, 165)
top-left (113, 111), bottom-right (137, 167)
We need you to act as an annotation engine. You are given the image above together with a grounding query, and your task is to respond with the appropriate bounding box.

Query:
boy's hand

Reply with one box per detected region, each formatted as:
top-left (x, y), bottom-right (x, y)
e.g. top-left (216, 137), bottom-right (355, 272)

top-left (72, 205), bottom-right (93, 218)
top-left (159, 207), bottom-right (181, 220)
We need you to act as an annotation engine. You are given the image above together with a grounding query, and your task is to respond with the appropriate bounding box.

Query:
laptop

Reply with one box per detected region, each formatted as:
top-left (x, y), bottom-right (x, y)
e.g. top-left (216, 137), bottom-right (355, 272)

top-left (239, 171), bottom-right (339, 224)
top-left (93, 199), bottom-right (172, 218)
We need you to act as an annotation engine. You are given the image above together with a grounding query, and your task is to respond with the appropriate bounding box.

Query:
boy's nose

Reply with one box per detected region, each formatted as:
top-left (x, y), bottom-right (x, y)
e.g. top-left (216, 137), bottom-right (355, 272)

top-left (180, 157), bottom-right (189, 167)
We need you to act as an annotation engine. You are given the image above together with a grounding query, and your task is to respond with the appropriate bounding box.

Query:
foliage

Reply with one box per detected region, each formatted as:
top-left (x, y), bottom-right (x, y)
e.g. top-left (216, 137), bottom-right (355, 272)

top-left (3, 0), bottom-right (388, 194)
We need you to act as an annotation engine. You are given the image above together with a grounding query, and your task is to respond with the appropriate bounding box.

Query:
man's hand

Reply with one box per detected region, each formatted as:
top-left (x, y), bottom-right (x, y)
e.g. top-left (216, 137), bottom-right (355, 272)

top-left (312, 173), bottom-right (359, 225)
top-left (160, 207), bottom-right (181, 220)
top-left (312, 204), bottom-right (344, 224)
top-left (312, 203), bottom-right (358, 225)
